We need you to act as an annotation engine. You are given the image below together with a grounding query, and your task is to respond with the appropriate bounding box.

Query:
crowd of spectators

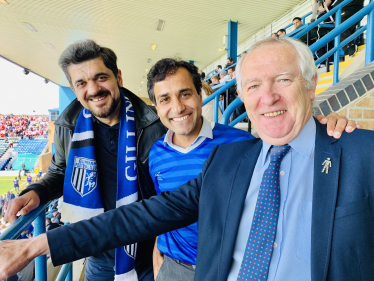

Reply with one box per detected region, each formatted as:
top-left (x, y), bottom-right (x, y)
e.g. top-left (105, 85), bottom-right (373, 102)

top-left (0, 115), bottom-right (48, 139)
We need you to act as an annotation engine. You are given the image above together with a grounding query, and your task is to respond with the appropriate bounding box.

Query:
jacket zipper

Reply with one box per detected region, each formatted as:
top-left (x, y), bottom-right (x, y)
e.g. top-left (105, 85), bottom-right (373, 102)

top-left (136, 129), bottom-right (144, 199)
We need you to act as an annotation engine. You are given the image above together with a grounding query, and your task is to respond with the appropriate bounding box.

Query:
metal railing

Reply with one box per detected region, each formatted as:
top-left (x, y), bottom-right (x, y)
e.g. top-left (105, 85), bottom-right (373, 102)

top-left (0, 202), bottom-right (72, 281)
top-left (208, 0), bottom-right (374, 127)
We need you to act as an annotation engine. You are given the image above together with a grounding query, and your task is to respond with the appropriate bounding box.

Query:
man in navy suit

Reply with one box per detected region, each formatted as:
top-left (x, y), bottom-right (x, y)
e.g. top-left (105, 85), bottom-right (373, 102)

top-left (0, 37), bottom-right (372, 281)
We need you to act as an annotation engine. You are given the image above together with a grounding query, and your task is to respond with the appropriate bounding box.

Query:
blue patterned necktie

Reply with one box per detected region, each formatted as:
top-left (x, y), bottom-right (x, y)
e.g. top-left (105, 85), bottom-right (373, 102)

top-left (237, 144), bottom-right (291, 281)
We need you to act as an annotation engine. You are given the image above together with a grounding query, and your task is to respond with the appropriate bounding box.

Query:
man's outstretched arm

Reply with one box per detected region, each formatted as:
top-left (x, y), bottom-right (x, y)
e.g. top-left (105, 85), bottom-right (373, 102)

top-left (0, 234), bottom-right (49, 279)
top-left (0, 147), bottom-right (209, 280)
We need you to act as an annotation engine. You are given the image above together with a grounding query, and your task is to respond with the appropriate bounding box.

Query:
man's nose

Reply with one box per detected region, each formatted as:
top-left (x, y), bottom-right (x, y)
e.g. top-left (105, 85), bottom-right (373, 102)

top-left (171, 98), bottom-right (185, 114)
top-left (261, 83), bottom-right (280, 106)
top-left (87, 80), bottom-right (101, 96)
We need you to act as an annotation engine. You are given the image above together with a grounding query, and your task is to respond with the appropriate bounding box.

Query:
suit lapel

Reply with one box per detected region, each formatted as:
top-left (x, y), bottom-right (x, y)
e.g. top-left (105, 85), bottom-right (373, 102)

top-left (218, 140), bottom-right (262, 280)
top-left (311, 122), bottom-right (341, 281)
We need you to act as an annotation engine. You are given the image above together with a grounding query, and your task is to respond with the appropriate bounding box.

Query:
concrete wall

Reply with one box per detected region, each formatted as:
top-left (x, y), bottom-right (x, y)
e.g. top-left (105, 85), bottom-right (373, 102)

top-left (39, 152), bottom-right (52, 173)
top-left (48, 121), bottom-right (55, 153)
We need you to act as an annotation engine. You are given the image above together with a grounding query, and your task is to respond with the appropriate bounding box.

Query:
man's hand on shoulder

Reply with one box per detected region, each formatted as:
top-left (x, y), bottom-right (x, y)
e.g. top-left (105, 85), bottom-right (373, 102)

top-left (317, 112), bottom-right (361, 139)
top-left (5, 190), bottom-right (40, 223)
top-left (0, 234), bottom-right (50, 280)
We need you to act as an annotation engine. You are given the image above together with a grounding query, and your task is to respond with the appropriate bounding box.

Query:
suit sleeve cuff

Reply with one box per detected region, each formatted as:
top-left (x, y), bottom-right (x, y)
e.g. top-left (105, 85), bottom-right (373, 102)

top-left (19, 184), bottom-right (50, 203)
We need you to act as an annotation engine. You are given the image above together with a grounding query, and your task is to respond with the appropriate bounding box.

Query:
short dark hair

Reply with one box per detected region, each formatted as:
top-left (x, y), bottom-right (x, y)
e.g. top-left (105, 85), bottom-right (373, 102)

top-left (147, 58), bottom-right (202, 104)
top-left (46, 217), bottom-right (51, 224)
top-left (59, 40), bottom-right (118, 86)
top-left (227, 57), bottom-right (233, 62)
top-left (228, 65), bottom-right (236, 72)
top-left (278, 29), bottom-right (286, 34)
top-left (293, 17), bottom-right (302, 22)
top-left (217, 65), bottom-right (222, 69)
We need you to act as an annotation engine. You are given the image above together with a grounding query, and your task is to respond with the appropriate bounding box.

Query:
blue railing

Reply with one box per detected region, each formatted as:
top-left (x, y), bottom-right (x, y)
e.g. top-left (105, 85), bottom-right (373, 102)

top-left (208, 0), bottom-right (374, 127)
top-left (204, 62), bottom-right (238, 82)
top-left (0, 201), bottom-right (73, 281)
top-left (204, 10), bottom-right (316, 81)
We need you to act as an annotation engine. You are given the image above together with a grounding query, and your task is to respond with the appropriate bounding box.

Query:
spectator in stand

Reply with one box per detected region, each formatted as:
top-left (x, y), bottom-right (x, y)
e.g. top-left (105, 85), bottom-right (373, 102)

top-left (214, 65), bottom-right (222, 74)
top-left (219, 70), bottom-right (230, 83)
top-left (0, 195), bottom-right (4, 217)
top-left (271, 32), bottom-right (279, 38)
top-left (277, 28), bottom-right (287, 38)
top-left (1, 202), bottom-right (6, 217)
top-left (224, 57), bottom-right (234, 69)
top-left (312, 0), bottom-right (364, 58)
top-left (201, 81), bottom-right (222, 123)
top-left (13, 177), bottom-right (20, 194)
top-left (210, 76), bottom-right (220, 87)
top-left (293, 17), bottom-right (303, 29)
top-left (227, 65), bottom-right (236, 79)
top-left (198, 70), bottom-right (206, 80)
top-left (10, 193), bottom-right (15, 200)
top-left (51, 208), bottom-right (61, 224)
top-left (46, 217), bottom-right (60, 231)
top-left (6, 191), bottom-right (11, 203)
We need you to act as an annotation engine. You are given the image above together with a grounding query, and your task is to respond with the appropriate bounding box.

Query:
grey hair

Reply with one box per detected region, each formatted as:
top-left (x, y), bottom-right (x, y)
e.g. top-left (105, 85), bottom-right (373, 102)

top-left (236, 37), bottom-right (317, 98)
top-left (58, 39), bottom-right (118, 86)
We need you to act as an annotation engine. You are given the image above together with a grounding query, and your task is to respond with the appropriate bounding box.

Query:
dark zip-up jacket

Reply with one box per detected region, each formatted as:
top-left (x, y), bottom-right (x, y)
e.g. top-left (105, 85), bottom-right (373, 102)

top-left (21, 87), bottom-right (166, 280)
top-left (21, 87), bottom-right (166, 202)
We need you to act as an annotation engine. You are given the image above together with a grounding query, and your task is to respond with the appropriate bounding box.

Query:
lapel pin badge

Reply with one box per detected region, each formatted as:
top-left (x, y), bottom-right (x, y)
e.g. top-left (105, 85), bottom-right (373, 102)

top-left (321, 157), bottom-right (332, 174)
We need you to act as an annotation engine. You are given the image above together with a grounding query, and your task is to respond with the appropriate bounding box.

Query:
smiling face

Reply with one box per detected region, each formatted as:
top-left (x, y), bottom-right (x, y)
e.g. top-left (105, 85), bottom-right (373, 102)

top-left (153, 67), bottom-right (203, 148)
top-left (240, 43), bottom-right (316, 145)
top-left (68, 57), bottom-right (123, 126)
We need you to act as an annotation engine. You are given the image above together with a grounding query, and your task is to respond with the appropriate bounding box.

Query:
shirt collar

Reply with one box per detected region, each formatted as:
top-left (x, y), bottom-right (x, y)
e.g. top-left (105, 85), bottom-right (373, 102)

top-left (261, 116), bottom-right (316, 165)
top-left (163, 116), bottom-right (213, 147)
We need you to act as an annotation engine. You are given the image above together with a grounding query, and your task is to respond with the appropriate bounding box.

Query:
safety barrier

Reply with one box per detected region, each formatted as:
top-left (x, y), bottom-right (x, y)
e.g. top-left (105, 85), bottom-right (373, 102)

top-left (0, 202), bottom-right (72, 281)
top-left (213, 0), bottom-right (374, 126)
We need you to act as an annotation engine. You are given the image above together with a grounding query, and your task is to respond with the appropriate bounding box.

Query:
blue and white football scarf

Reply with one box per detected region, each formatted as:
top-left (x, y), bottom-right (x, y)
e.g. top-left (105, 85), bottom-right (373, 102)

top-left (62, 93), bottom-right (139, 280)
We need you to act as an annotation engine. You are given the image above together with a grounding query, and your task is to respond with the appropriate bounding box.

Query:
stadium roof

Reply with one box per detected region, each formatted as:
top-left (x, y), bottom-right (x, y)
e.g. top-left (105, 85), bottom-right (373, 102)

top-left (0, 0), bottom-right (303, 98)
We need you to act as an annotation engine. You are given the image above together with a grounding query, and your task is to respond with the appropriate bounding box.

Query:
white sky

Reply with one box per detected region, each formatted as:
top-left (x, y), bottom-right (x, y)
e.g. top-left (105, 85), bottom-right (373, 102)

top-left (0, 57), bottom-right (59, 116)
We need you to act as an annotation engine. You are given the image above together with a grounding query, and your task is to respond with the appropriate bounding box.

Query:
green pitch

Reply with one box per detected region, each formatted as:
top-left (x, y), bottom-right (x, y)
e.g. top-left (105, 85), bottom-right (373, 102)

top-left (0, 176), bottom-right (28, 196)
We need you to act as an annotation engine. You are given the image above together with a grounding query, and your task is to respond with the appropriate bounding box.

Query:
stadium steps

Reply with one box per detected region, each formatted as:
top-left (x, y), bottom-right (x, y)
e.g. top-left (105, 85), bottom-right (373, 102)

top-left (0, 158), bottom-right (11, 170)
top-left (316, 45), bottom-right (366, 96)
top-left (0, 147), bottom-right (14, 163)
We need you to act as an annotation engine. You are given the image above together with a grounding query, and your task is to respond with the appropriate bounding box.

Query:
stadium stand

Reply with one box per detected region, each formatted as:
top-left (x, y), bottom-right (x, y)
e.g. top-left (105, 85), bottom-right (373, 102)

top-left (12, 154), bottom-right (39, 171)
top-left (14, 139), bottom-right (48, 155)
top-left (1, 1), bottom-right (374, 280)
top-left (0, 140), bottom-right (8, 156)
top-left (0, 115), bottom-right (48, 138)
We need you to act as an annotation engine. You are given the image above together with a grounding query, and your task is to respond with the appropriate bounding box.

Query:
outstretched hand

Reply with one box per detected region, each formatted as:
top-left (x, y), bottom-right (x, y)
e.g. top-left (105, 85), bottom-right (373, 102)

top-left (0, 234), bottom-right (49, 280)
top-left (316, 112), bottom-right (361, 139)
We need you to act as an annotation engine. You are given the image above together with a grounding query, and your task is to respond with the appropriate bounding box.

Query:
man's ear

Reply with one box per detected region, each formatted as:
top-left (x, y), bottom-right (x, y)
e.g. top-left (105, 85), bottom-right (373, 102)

top-left (310, 73), bottom-right (318, 101)
top-left (117, 69), bottom-right (123, 87)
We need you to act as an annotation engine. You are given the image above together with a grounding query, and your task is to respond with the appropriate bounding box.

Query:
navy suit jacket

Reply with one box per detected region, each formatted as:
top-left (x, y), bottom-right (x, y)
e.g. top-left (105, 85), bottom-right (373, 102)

top-left (48, 121), bottom-right (374, 281)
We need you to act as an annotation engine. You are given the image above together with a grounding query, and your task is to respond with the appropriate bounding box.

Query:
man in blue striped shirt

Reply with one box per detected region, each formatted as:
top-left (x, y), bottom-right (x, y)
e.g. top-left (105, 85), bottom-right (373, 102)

top-left (147, 58), bottom-right (254, 281)
top-left (146, 58), bottom-right (354, 281)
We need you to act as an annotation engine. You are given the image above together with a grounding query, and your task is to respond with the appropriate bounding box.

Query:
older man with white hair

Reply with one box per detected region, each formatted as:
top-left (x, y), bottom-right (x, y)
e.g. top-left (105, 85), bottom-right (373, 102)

top-left (0, 38), bottom-right (372, 281)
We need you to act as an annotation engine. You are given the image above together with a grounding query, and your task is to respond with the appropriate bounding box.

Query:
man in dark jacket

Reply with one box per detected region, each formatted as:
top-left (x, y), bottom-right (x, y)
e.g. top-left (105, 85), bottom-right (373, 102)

top-left (5, 39), bottom-right (166, 281)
